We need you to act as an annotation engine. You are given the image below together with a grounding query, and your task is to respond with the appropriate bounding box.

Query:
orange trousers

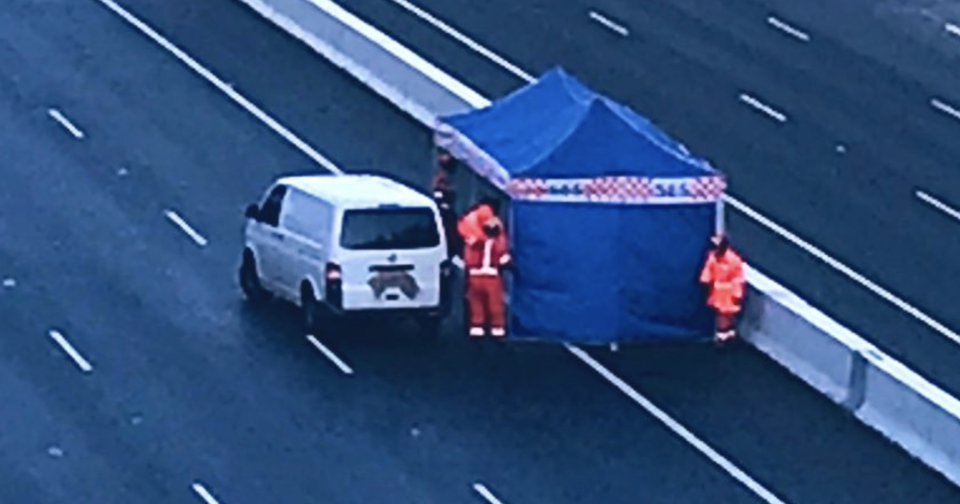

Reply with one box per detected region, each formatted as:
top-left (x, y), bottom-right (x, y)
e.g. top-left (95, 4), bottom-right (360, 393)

top-left (466, 275), bottom-right (505, 337)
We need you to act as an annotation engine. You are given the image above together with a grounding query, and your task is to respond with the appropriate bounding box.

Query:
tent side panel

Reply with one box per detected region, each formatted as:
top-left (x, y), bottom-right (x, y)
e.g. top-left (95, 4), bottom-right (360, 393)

top-left (509, 203), bottom-right (716, 343)
top-left (615, 205), bottom-right (716, 341)
top-left (509, 203), bottom-right (622, 342)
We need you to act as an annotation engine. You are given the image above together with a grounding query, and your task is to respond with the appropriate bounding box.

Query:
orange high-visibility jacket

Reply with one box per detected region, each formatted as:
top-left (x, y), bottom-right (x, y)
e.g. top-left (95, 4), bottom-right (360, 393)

top-left (458, 204), bottom-right (494, 243)
top-left (700, 249), bottom-right (745, 314)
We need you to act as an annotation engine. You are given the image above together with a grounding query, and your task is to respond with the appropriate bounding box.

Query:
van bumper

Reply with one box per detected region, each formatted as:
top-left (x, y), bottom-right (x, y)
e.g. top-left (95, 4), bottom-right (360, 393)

top-left (331, 273), bottom-right (453, 319)
top-left (325, 305), bottom-right (447, 321)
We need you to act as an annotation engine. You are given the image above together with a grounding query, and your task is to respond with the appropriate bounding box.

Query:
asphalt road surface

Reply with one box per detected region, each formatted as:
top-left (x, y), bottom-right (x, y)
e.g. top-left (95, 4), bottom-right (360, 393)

top-left (337, 0), bottom-right (960, 399)
top-left (0, 0), bottom-right (958, 503)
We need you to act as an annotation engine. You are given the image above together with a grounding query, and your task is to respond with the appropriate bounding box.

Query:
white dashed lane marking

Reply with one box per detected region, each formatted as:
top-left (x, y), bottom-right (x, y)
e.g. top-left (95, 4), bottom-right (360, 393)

top-left (48, 329), bottom-right (93, 373)
top-left (946, 23), bottom-right (960, 38)
top-left (588, 10), bottom-right (629, 37)
top-left (472, 483), bottom-right (507, 504)
top-left (164, 209), bottom-right (208, 247)
top-left (931, 98), bottom-right (960, 122)
top-left (307, 335), bottom-right (354, 375)
top-left (47, 108), bottom-right (85, 139)
top-left (192, 482), bottom-right (223, 504)
top-left (766, 16), bottom-right (810, 42)
top-left (738, 93), bottom-right (788, 123)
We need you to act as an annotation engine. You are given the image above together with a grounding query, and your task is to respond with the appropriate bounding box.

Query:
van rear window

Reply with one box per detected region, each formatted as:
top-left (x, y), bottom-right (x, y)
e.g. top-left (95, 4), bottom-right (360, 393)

top-left (340, 207), bottom-right (440, 250)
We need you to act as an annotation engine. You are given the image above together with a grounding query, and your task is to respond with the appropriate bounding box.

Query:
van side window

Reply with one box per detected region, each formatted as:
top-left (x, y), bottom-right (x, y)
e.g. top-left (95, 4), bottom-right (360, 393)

top-left (260, 185), bottom-right (287, 227)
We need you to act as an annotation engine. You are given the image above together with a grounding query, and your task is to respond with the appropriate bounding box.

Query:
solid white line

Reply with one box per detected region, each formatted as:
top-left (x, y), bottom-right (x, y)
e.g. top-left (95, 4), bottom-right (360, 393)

top-left (306, 335), bottom-right (354, 375)
top-left (946, 23), bottom-right (960, 37)
top-left (931, 98), bottom-right (960, 122)
top-left (472, 483), bottom-right (506, 504)
top-left (766, 16), bottom-right (810, 42)
top-left (386, 0), bottom-right (534, 82)
top-left (90, 0), bottom-right (342, 174)
top-left (589, 11), bottom-right (629, 37)
top-left (47, 109), bottom-right (85, 139)
top-left (916, 190), bottom-right (960, 223)
top-left (566, 345), bottom-right (789, 504)
top-left (725, 196), bottom-right (960, 346)
top-left (191, 482), bottom-right (222, 504)
top-left (738, 93), bottom-right (787, 123)
top-left (164, 209), bottom-right (208, 247)
top-left (48, 330), bottom-right (93, 373)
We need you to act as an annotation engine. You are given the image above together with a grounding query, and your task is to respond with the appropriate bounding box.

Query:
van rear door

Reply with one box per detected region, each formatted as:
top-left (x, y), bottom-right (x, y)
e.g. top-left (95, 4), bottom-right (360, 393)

top-left (335, 206), bottom-right (444, 311)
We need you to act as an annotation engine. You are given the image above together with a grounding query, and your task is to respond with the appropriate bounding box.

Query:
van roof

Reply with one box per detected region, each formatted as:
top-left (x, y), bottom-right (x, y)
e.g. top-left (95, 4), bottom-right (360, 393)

top-left (277, 173), bottom-right (435, 209)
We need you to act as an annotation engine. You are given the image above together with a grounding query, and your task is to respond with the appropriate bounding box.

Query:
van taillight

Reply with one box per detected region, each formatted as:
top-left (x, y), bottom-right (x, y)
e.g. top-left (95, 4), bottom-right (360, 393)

top-left (325, 262), bottom-right (342, 281)
top-left (325, 262), bottom-right (342, 309)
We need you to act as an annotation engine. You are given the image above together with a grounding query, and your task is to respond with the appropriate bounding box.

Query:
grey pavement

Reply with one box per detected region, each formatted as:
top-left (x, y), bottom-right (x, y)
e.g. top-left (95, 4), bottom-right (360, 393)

top-left (0, 0), bottom-right (957, 503)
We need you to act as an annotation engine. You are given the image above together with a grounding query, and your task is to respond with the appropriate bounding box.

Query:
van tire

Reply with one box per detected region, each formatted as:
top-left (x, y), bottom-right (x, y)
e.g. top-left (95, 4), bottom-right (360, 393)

top-left (239, 251), bottom-right (268, 304)
top-left (301, 284), bottom-right (323, 335)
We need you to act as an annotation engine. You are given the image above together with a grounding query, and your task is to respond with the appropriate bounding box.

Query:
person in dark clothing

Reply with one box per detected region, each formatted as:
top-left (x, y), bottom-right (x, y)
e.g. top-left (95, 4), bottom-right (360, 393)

top-left (432, 150), bottom-right (461, 258)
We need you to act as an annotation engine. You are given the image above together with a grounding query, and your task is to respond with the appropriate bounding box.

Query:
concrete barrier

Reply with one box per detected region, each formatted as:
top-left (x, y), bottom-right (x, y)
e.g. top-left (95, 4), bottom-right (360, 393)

top-left (743, 266), bottom-right (960, 484)
top-left (740, 266), bottom-right (865, 407)
top-left (858, 347), bottom-right (960, 481)
top-left (234, 0), bottom-right (960, 487)
top-left (235, 0), bottom-right (485, 127)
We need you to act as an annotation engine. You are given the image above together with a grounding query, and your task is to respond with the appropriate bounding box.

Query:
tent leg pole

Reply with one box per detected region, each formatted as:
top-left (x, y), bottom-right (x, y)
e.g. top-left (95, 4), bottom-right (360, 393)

top-left (715, 198), bottom-right (725, 236)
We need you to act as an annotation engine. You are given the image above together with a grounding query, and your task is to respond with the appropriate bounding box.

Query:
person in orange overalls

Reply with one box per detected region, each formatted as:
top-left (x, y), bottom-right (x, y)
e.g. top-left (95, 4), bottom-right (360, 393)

top-left (699, 234), bottom-right (745, 345)
top-left (457, 197), bottom-right (500, 248)
top-left (463, 216), bottom-right (511, 339)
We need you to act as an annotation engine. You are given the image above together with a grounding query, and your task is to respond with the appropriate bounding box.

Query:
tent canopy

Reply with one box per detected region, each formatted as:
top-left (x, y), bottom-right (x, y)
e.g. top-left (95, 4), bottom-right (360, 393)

top-left (435, 67), bottom-right (726, 343)
top-left (437, 66), bottom-right (718, 184)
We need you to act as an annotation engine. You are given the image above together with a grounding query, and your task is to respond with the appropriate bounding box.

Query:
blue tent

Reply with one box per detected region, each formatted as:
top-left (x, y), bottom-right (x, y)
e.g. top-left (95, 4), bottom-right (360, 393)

top-left (435, 67), bottom-right (726, 344)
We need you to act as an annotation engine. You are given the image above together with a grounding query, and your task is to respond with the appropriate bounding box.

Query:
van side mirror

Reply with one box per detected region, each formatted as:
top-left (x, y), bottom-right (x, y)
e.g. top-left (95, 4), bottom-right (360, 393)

top-left (245, 204), bottom-right (260, 220)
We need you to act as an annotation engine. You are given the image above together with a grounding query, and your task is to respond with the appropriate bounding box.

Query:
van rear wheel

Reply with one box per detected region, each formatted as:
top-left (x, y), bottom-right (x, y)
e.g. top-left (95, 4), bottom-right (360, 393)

top-left (239, 252), bottom-right (268, 304)
top-left (301, 286), bottom-right (323, 335)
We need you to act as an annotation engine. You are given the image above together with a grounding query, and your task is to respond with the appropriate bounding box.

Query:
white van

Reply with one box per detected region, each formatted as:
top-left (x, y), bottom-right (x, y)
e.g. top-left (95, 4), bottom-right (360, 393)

top-left (238, 173), bottom-right (453, 337)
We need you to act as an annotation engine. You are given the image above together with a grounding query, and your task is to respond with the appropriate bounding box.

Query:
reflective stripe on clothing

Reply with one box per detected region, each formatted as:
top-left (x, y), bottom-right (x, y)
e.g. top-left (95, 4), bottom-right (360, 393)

top-left (716, 329), bottom-right (736, 341)
top-left (483, 239), bottom-right (493, 267)
top-left (467, 238), bottom-right (507, 276)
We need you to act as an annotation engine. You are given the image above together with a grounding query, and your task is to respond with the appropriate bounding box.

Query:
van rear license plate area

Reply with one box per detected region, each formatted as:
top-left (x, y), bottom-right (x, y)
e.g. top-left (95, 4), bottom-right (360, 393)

top-left (367, 264), bottom-right (419, 300)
